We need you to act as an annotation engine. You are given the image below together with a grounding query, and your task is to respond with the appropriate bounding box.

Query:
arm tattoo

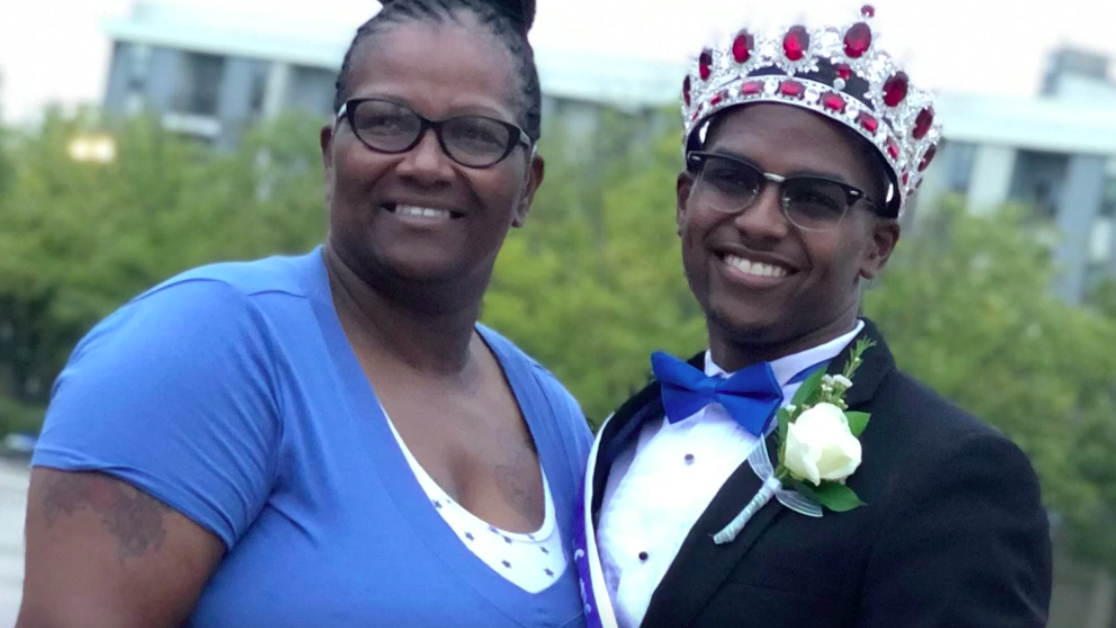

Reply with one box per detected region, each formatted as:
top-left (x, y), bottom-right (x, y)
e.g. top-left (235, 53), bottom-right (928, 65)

top-left (494, 429), bottom-right (544, 524)
top-left (41, 472), bottom-right (171, 560)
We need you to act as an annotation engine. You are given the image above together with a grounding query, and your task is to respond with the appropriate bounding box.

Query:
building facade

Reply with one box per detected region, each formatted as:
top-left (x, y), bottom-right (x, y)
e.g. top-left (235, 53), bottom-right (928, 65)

top-left (101, 3), bottom-right (682, 150)
top-left (102, 4), bottom-right (347, 149)
top-left (915, 48), bottom-right (1116, 303)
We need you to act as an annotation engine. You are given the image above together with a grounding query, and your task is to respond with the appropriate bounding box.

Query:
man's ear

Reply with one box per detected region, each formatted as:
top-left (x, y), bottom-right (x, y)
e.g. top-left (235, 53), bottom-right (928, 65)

top-left (676, 171), bottom-right (695, 236)
top-left (320, 125), bottom-right (335, 206)
top-left (512, 153), bottom-right (545, 228)
top-left (860, 218), bottom-right (900, 280)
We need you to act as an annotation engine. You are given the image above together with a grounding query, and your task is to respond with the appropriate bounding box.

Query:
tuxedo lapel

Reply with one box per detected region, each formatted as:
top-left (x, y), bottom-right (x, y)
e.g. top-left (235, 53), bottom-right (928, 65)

top-left (640, 320), bottom-right (896, 628)
top-left (827, 319), bottom-right (895, 410)
top-left (591, 381), bottom-right (661, 516)
top-left (591, 352), bottom-right (704, 516)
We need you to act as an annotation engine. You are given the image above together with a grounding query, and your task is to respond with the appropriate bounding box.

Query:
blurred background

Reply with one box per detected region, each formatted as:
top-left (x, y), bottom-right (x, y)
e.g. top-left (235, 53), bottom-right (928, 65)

top-left (1, 0), bottom-right (1116, 626)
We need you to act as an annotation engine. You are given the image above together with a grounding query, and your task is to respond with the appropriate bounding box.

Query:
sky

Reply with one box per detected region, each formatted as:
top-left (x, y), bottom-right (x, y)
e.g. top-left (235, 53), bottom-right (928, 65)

top-left (2, 0), bottom-right (1116, 122)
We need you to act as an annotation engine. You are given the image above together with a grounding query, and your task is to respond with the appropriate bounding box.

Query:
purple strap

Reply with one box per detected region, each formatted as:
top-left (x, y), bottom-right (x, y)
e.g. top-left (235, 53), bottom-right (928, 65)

top-left (573, 473), bottom-right (605, 628)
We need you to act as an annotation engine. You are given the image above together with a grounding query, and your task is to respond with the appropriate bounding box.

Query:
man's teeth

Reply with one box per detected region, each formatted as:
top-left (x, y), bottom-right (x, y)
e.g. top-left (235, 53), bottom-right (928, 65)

top-left (724, 254), bottom-right (788, 278)
top-left (395, 205), bottom-right (454, 219)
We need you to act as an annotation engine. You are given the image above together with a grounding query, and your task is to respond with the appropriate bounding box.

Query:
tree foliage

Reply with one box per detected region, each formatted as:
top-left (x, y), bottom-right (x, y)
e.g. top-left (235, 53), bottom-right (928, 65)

top-left (0, 107), bottom-right (324, 406)
top-left (864, 200), bottom-right (1116, 568)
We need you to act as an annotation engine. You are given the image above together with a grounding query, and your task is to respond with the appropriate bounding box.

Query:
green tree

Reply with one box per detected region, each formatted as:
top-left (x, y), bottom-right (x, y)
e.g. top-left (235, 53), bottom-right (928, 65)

top-left (865, 199), bottom-right (1116, 570)
top-left (0, 108), bottom-right (325, 414)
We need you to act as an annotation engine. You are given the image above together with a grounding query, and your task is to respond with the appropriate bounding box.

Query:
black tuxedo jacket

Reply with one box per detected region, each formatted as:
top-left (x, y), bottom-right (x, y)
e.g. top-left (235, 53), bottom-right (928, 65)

top-left (590, 320), bottom-right (1052, 628)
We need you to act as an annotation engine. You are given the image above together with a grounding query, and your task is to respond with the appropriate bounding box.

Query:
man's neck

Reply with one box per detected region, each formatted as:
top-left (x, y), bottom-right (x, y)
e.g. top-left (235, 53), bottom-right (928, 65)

top-left (708, 314), bottom-right (861, 373)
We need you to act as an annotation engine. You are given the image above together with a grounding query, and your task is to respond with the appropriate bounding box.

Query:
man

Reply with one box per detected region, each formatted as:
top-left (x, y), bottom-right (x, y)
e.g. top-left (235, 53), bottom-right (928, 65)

top-left (572, 6), bottom-right (1052, 628)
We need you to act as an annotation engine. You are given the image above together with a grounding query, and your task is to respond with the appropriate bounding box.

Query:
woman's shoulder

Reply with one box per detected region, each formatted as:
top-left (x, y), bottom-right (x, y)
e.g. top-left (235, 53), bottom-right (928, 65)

top-left (70, 249), bottom-right (323, 379)
top-left (142, 248), bottom-right (322, 305)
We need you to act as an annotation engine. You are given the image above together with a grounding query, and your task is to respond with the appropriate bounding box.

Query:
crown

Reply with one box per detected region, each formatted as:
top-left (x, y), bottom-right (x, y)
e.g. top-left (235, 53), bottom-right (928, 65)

top-left (680, 5), bottom-right (941, 216)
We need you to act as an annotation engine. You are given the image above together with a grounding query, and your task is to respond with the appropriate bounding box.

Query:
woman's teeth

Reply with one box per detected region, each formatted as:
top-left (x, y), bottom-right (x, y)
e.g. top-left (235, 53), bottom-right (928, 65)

top-left (395, 205), bottom-right (454, 220)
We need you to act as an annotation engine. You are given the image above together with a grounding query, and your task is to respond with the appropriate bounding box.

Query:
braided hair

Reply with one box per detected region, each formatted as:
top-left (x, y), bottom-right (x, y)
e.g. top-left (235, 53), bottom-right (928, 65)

top-left (333, 0), bottom-right (542, 142)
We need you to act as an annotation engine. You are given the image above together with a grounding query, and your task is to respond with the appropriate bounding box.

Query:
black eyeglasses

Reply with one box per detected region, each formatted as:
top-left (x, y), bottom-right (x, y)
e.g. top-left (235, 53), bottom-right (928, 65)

top-left (685, 151), bottom-right (878, 231)
top-left (337, 98), bottom-right (534, 169)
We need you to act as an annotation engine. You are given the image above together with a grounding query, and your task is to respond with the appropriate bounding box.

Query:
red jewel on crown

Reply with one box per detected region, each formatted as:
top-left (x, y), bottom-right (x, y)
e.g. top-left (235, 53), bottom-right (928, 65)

top-left (883, 72), bottom-right (909, 107)
top-left (699, 49), bottom-right (713, 81)
top-left (858, 112), bottom-right (879, 134)
top-left (835, 63), bottom-right (853, 81)
top-left (844, 22), bottom-right (872, 58)
top-left (913, 107), bottom-right (934, 139)
top-left (779, 80), bottom-right (805, 99)
top-left (861, 4), bottom-right (875, 17)
top-left (741, 81), bottom-right (764, 95)
top-left (919, 146), bottom-right (937, 171)
top-left (821, 92), bottom-right (846, 113)
top-left (733, 30), bottom-right (754, 63)
top-left (886, 138), bottom-right (900, 160)
top-left (783, 26), bottom-right (810, 61)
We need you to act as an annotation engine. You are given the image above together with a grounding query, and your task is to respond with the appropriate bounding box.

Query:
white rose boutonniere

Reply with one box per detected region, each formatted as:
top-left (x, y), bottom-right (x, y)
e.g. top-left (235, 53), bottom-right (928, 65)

top-left (713, 339), bottom-right (875, 544)
top-left (774, 338), bottom-right (874, 513)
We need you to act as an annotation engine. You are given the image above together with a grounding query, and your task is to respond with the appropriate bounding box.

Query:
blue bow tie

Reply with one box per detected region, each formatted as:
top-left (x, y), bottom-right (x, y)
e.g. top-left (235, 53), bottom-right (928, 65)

top-left (650, 352), bottom-right (784, 436)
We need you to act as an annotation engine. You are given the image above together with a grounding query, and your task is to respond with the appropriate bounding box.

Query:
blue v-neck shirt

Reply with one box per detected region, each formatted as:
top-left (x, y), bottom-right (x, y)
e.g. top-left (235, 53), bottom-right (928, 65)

top-left (33, 248), bottom-right (593, 628)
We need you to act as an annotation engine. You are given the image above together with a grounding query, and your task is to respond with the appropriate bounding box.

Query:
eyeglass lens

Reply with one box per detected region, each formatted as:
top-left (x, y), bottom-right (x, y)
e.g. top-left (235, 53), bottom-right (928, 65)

top-left (348, 99), bottom-right (517, 167)
top-left (694, 154), bottom-right (850, 230)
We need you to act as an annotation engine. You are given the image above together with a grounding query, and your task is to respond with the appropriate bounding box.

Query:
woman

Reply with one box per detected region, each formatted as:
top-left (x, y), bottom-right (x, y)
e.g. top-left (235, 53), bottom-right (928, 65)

top-left (18, 1), bottom-right (591, 627)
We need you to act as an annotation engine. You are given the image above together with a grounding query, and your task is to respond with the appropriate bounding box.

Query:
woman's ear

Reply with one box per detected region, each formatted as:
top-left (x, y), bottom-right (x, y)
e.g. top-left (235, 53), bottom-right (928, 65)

top-left (512, 153), bottom-right (545, 228)
top-left (320, 125), bottom-right (335, 206)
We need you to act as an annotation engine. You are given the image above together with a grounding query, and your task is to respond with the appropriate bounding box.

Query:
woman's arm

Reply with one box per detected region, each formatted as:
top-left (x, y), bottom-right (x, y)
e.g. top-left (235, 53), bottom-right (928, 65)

top-left (19, 278), bottom-right (284, 627)
top-left (19, 469), bottom-right (224, 628)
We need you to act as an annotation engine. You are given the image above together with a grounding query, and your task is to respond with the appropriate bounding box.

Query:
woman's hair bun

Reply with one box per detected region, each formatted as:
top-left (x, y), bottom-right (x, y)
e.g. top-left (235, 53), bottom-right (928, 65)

top-left (484, 0), bottom-right (536, 33)
top-left (378, 0), bottom-right (535, 33)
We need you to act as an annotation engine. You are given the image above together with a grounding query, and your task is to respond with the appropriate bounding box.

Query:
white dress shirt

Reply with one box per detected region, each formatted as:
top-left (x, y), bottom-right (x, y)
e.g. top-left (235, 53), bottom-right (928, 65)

top-left (596, 322), bottom-right (864, 628)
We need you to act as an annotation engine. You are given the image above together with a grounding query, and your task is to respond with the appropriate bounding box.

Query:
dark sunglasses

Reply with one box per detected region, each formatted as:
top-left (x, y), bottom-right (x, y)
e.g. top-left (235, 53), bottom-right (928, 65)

top-left (685, 151), bottom-right (878, 231)
top-left (337, 98), bottom-right (534, 169)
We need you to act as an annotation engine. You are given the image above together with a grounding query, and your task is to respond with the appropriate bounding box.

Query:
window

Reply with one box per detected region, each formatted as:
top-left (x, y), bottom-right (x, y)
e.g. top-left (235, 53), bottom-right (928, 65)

top-left (1009, 150), bottom-right (1070, 221)
top-left (174, 52), bottom-right (225, 116)
top-left (247, 65), bottom-right (269, 120)
top-left (1100, 160), bottom-right (1116, 217)
top-left (943, 141), bottom-right (976, 193)
top-left (127, 44), bottom-right (150, 91)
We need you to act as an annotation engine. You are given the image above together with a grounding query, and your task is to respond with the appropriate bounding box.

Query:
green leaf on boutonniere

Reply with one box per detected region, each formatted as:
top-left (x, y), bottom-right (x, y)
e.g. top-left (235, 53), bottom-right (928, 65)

top-left (813, 482), bottom-right (865, 513)
top-left (845, 411), bottom-right (870, 438)
top-left (776, 407), bottom-right (791, 445)
top-left (790, 367), bottom-right (827, 408)
top-left (784, 477), bottom-right (819, 502)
